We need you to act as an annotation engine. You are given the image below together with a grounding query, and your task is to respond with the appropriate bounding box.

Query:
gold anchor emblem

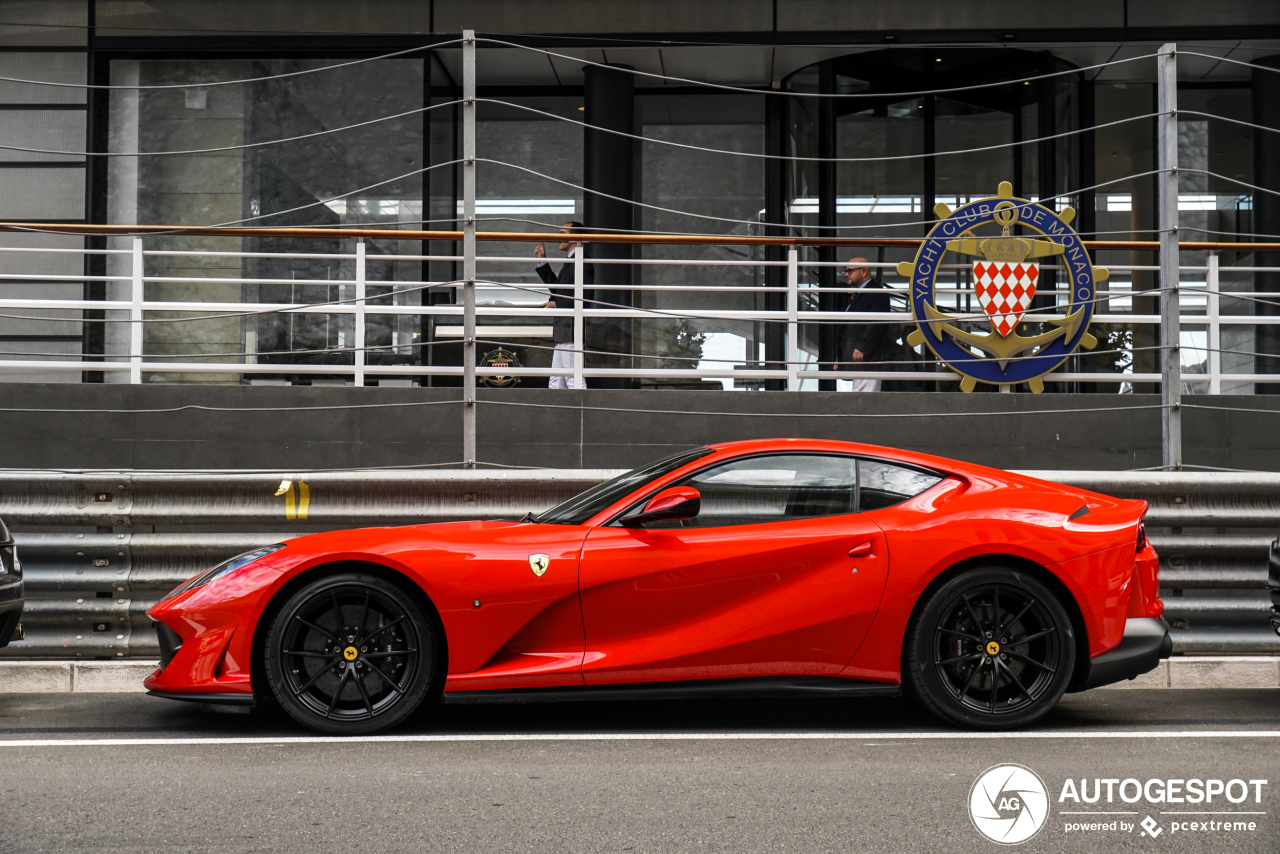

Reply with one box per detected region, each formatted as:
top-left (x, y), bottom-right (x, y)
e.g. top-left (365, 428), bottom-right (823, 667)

top-left (529, 554), bottom-right (550, 577)
top-left (899, 181), bottom-right (1107, 393)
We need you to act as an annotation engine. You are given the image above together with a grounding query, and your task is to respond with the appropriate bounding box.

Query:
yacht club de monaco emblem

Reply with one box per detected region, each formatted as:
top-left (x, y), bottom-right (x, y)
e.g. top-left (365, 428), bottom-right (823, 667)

top-left (898, 182), bottom-right (1108, 392)
top-left (479, 347), bottom-right (521, 388)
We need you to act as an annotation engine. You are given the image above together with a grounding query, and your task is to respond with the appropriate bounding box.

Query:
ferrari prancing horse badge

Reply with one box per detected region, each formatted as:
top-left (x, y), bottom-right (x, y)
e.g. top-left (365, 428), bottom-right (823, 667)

top-left (529, 554), bottom-right (550, 577)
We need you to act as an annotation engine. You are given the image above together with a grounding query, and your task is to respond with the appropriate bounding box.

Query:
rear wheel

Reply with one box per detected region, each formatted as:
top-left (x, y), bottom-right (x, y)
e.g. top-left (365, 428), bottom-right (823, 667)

top-left (264, 572), bottom-right (438, 735)
top-left (905, 568), bottom-right (1075, 729)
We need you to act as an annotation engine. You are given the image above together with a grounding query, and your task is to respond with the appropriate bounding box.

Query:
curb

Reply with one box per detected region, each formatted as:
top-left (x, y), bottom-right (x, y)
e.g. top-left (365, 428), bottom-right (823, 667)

top-left (0, 660), bottom-right (158, 693)
top-left (1097, 656), bottom-right (1280, 690)
top-left (0, 657), bottom-right (1278, 694)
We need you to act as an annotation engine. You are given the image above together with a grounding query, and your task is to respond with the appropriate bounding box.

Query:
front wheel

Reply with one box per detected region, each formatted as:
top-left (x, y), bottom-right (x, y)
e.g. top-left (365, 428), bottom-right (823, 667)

top-left (263, 572), bottom-right (438, 735)
top-left (905, 568), bottom-right (1076, 729)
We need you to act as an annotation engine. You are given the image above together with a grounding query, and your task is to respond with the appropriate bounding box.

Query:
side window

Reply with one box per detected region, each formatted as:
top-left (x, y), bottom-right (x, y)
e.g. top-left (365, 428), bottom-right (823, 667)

top-left (672, 454), bottom-right (858, 528)
top-left (857, 459), bottom-right (943, 511)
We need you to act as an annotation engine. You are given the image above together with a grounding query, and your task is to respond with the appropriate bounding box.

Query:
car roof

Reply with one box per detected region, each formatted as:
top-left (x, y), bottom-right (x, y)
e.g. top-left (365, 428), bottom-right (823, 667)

top-left (579, 438), bottom-right (1095, 527)
top-left (705, 438), bottom-right (967, 475)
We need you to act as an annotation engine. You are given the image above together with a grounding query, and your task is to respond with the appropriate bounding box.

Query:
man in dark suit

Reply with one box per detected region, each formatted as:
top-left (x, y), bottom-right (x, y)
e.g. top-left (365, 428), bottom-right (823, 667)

top-left (533, 221), bottom-right (595, 389)
top-left (833, 256), bottom-right (890, 392)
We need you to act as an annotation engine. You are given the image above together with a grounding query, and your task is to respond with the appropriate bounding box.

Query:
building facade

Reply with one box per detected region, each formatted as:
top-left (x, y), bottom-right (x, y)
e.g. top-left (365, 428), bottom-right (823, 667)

top-left (0, 3), bottom-right (1279, 470)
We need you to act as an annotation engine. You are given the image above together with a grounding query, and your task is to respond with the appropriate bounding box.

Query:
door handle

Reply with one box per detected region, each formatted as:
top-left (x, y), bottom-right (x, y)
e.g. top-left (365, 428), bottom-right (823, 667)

top-left (848, 541), bottom-right (874, 558)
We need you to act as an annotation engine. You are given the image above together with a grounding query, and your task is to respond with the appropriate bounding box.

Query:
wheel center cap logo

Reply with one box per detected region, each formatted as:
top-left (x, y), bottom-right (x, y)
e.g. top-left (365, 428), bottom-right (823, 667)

top-left (969, 764), bottom-right (1049, 844)
top-left (987, 641), bottom-right (1001, 656)
top-left (343, 646), bottom-right (358, 661)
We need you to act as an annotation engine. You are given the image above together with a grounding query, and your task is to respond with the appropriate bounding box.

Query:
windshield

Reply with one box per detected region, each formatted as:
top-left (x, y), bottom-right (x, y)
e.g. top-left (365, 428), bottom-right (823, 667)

top-left (532, 448), bottom-right (713, 525)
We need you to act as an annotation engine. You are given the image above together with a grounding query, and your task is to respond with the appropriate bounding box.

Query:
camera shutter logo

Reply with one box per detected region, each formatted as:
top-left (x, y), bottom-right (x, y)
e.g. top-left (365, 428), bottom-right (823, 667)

top-left (969, 764), bottom-right (1050, 844)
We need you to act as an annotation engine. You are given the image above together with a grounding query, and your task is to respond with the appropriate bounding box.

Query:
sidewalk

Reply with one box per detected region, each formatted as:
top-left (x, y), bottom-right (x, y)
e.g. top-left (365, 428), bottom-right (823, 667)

top-left (1, 657), bottom-right (1278, 693)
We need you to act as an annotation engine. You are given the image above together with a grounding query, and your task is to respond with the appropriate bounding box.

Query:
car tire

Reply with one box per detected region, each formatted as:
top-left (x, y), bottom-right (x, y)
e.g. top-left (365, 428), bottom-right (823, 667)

top-left (263, 572), bottom-right (438, 735)
top-left (904, 567), bottom-right (1076, 729)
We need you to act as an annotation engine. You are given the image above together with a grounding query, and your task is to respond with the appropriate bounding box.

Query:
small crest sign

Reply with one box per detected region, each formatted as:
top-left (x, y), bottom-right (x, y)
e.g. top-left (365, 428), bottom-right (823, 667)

top-left (479, 347), bottom-right (521, 388)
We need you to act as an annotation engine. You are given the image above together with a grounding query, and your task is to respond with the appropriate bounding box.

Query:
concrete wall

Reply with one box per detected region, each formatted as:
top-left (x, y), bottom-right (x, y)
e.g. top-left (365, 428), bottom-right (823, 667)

top-left (1, 384), bottom-right (1277, 471)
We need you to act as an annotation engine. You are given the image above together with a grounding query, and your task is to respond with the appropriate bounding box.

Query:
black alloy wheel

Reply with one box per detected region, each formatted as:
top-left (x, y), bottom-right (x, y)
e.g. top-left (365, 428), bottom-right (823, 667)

top-left (264, 572), bottom-right (438, 735)
top-left (905, 568), bottom-right (1075, 729)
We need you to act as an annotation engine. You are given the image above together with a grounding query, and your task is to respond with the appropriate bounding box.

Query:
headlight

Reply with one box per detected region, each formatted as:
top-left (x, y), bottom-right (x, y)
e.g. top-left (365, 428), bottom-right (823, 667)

top-left (161, 544), bottom-right (286, 602)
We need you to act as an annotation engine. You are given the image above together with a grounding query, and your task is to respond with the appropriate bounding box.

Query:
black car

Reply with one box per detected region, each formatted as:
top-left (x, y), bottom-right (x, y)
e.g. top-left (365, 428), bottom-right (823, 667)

top-left (1270, 537), bottom-right (1280, 639)
top-left (0, 517), bottom-right (23, 647)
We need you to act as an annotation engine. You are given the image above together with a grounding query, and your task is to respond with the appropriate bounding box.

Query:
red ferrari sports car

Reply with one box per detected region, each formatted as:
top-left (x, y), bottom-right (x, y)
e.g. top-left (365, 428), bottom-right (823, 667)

top-left (145, 439), bottom-right (1170, 733)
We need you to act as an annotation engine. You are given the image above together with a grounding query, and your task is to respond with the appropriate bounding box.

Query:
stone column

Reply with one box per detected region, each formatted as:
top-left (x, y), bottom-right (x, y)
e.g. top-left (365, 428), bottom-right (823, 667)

top-left (583, 64), bottom-right (635, 389)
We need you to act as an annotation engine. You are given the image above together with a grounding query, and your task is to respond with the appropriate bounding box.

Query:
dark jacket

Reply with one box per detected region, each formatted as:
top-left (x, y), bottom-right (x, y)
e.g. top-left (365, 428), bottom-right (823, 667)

top-left (536, 253), bottom-right (596, 343)
top-left (837, 280), bottom-right (891, 365)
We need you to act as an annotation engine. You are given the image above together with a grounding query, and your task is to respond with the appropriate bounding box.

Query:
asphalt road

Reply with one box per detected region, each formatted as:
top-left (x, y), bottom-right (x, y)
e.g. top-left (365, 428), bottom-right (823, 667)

top-left (1, 689), bottom-right (1277, 853)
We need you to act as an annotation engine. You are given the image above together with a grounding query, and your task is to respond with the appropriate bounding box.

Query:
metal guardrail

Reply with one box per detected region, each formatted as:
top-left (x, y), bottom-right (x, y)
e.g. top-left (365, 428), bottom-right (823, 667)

top-left (1, 469), bottom-right (1276, 658)
top-left (0, 469), bottom-right (610, 528)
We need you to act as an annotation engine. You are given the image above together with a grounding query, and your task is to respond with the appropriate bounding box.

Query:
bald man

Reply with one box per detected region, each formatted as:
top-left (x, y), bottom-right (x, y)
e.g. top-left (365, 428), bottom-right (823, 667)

top-left (833, 257), bottom-right (889, 392)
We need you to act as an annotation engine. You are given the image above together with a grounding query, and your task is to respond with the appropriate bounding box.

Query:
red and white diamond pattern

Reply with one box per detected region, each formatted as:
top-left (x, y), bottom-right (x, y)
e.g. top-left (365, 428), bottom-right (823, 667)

top-left (973, 261), bottom-right (1038, 337)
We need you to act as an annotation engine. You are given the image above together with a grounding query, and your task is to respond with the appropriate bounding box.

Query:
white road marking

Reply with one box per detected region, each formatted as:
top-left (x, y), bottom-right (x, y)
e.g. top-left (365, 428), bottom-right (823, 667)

top-left (0, 730), bottom-right (1279, 748)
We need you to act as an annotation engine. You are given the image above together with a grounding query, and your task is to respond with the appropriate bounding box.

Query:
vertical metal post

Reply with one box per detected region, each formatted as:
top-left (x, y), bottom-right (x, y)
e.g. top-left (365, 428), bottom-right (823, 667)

top-left (354, 237), bottom-right (366, 387)
top-left (1207, 251), bottom-right (1221, 396)
top-left (786, 248), bottom-right (799, 391)
top-left (461, 30), bottom-right (477, 468)
top-left (1157, 43), bottom-right (1182, 470)
top-left (573, 248), bottom-right (584, 390)
top-left (129, 235), bottom-right (142, 384)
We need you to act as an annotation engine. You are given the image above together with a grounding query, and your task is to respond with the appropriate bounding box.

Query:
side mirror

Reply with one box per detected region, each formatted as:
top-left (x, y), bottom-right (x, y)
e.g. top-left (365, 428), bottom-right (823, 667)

top-left (621, 486), bottom-right (701, 528)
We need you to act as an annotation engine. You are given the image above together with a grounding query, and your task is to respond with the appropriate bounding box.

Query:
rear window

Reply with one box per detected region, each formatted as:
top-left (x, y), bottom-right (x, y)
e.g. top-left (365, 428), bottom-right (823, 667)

top-left (857, 459), bottom-right (944, 511)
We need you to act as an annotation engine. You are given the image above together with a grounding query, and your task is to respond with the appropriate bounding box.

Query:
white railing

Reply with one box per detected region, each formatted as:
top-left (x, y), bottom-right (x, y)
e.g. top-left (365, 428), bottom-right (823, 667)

top-left (0, 235), bottom-right (1275, 390)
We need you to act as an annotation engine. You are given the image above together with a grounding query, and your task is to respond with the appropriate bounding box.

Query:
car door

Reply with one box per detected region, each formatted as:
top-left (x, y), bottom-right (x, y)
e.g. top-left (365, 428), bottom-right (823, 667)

top-left (578, 453), bottom-right (891, 685)
top-left (430, 523), bottom-right (591, 692)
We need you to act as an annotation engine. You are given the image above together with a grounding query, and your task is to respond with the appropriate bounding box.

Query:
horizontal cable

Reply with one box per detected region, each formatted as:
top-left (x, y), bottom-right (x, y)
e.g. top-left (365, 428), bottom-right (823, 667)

top-left (0, 281), bottom-right (458, 325)
top-left (479, 399), bottom-right (1172, 418)
top-left (486, 39), bottom-right (1159, 100)
top-left (0, 399), bottom-right (460, 414)
top-left (0, 342), bottom-right (1157, 368)
top-left (0, 281), bottom-right (1175, 327)
top-left (1185, 344), bottom-right (1280, 362)
top-left (461, 338), bottom-right (1161, 367)
top-left (1179, 225), bottom-right (1280, 243)
top-left (1125, 463), bottom-right (1269, 473)
top-left (1182, 403), bottom-right (1280, 416)
top-left (0, 100), bottom-right (463, 159)
top-left (468, 278), bottom-right (1173, 327)
top-left (1186, 170), bottom-right (1280, 200)
top-left (4, 159), bottom-right (465, 240)
top-left (0, 336), bottom-right (460, 362)
top-left (1178, 52), bottom-right (1280, 77)
top-left (0, 40), bottom-right (461, 90)
top-left (214, 212), bottom-right (1167, 241)
top-left (478, 215), bottom-right (1168, 241)
top-left (1197, 289), bottom-right (1280, 309)
top-left (480, 98), bottom-right (1163, 165)
top-left (0, 461), bottom-right (490, 474)
top-left (1179, 109), bottom-right (1280, 137)
top-left (480, 158), bottom-right (1165, 233)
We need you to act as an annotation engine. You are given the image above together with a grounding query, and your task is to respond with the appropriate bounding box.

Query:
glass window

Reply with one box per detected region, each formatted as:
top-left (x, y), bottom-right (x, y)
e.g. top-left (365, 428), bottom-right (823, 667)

top-left (107, 56), bottom-right (426, 383)
top-left (669, 453), bottom-right (858, 528)
top-left (635, 93), bottom-right (765, 390)
top-left (857, 459), bottom-right (943, 511)
top-left (534, 448), bottom-right (712, 525)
